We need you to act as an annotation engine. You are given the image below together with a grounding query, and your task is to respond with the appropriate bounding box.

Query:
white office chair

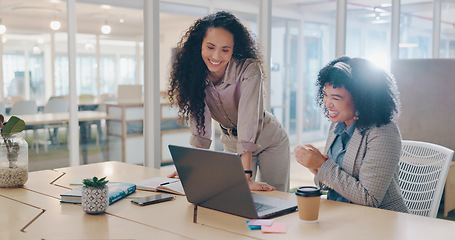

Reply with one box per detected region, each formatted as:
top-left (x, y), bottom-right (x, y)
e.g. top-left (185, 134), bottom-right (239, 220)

top-left (40, 97), bottom-right (69, 152)
top-left (79, 94), bottom-right (95, 104)
top-left (9, 100), bottom-right (39, 151)
top-left (398, 140), bottom-right (454, 218)
top-left (9, 100), bottom-right (38, 115)
top-left (0, 102), bottom-right (5, 116)
top-left (94, 94), bottom-right (117, 146)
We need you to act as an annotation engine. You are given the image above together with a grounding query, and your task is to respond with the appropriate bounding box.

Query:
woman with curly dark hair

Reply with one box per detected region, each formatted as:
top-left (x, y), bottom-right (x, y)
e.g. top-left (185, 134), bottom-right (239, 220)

top-left (295, 56), bottom-right (408, 212)
top-left (167, 11), bottom-right (290, 192)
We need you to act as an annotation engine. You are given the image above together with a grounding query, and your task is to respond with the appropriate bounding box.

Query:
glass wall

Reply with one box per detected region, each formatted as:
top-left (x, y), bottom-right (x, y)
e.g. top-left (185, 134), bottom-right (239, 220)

top-left (270, 18), bottom-right (299, 143)
top-left (301, 22), bottom-right (334, 143)
top-left (2, 38), bottom-right (48, 106)
top-left (271, 1), bottom-right (336, 146)
top-left (441, 0), bottom-right (455, 58)
top-left (346, 0), bottom-right (392, 69)
top-left (159, 3), bottom-right (208, 161)
top-left (400, 0), bottom-right (433, 59)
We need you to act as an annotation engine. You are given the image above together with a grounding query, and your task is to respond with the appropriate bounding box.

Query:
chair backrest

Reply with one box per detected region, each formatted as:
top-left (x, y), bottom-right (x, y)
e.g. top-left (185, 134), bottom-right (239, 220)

top-left (98, 93), bottom-right (117, 103)
top-left (97, 94), bottom-right (118, 113)
top-left (44, 97), bottom-right (69, 113)
top-left (79, 94), bottom-right (95, 104)
top-left (0, 102), bottom-right (5, 115)
top-left (5, 95), bottom-right (25, 107)
top-left (398, 140), bottom-right (454, 217)
top-left (10, 100), bottom-right (38, 115)
top-left (117, 85), bottom-right (142, 104)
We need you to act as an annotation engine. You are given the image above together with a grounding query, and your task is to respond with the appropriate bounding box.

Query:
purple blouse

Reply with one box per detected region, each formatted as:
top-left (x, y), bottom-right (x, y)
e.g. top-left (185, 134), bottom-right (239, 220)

top-left (190, 58), bottom-right (264, 155)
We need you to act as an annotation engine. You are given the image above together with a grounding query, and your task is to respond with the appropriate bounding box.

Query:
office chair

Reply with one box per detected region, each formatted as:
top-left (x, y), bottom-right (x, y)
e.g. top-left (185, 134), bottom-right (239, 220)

top-left (9, 100), bottom-right (39, 151)
top-left (9, 100), bottom-right (38, 115)
top-left (398, 140), bottom-right (454, 218)
top-left (0, 102), bottom-right (5, 116)
top-left (41, 97), bottom-right (69, 152)
top-left (79, 94), bottom-right (96, 104)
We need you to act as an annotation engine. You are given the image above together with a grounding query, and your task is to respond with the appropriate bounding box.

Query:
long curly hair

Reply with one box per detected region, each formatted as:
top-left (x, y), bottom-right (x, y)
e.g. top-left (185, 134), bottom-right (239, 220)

top-left (168, 11), bottom-right (263, 135)
top-left (316, 56), bottom-right (401, 134)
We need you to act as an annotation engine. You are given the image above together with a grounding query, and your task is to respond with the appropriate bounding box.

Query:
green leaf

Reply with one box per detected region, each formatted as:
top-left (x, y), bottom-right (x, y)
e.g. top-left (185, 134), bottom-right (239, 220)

top-left (1, 116), bottom-right (25, 139)
top-left (82, 176), bottom-right (109, 187)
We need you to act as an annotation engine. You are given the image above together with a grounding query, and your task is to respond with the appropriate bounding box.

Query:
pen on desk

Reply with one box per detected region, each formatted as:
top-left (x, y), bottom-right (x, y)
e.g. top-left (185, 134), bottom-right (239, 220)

top-left (160, 180), bottom-right (179, 186)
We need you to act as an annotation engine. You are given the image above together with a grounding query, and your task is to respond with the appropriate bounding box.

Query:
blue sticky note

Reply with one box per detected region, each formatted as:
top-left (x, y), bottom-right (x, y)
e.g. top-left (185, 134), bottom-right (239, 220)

top-left (246, 221), bottom-right (261, 230)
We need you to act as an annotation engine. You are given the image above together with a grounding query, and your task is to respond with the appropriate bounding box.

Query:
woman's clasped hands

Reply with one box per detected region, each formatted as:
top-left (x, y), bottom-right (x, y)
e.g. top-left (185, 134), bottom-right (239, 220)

top-left (295, 144), bottom-right (328, 175)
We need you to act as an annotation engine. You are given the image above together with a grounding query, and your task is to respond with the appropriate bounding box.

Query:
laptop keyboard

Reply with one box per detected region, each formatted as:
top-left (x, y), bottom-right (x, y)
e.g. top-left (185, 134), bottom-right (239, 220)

top-left (254, 202), bottom-right (274, 212)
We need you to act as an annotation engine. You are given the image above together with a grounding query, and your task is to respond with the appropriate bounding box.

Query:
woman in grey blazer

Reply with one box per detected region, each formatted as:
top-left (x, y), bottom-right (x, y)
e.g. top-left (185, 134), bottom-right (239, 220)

top-left (295, 56), bottom-right (408, 213)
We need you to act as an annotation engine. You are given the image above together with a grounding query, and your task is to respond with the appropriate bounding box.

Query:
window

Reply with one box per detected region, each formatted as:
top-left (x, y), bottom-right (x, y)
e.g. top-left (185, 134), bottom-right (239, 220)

top-left (346, 0), bottom-right (392, 69)
top-left (400, 0), bottom-right (433, 59)
top-left (100, 56), bottom-right (116, 95)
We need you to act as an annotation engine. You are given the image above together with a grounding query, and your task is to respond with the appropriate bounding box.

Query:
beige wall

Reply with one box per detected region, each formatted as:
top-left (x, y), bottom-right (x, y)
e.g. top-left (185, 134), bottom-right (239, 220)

top-left (391, 59), bottom-right (455, 152)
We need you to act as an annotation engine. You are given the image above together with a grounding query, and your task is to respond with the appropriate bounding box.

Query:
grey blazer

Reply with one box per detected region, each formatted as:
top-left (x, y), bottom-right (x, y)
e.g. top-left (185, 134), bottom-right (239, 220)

top-left (315, 122), bottom-right (409, 213)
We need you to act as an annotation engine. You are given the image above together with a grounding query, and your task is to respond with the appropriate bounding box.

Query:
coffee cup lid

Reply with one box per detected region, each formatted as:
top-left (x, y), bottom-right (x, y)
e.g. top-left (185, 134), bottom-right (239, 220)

top-left (295, 186), bottom-right (321, 197)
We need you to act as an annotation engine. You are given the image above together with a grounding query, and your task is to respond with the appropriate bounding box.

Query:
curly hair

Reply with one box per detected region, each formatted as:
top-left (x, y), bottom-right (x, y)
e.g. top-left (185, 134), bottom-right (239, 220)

top-left (167, 11), bottom-right (263, 135)
top-left (316, 56), bottom-right (401, 133)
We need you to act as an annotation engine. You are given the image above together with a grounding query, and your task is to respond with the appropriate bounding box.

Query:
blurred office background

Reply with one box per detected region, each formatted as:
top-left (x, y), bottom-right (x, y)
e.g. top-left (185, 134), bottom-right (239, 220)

top-left (0, 0), bottom-right (453, 170)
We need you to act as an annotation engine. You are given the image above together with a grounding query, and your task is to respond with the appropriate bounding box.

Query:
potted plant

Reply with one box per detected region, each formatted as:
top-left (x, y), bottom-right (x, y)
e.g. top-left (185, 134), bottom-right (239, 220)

top-left (81, 176), bottom-right (109, 214)
top-left (0, 114), bottom-right (28, 188)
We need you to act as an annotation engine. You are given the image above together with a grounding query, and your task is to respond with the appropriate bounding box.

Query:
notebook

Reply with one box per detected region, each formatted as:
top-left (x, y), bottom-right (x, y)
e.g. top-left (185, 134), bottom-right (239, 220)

top-left (135, 177), bottom-right (185, 196)
top-left (168, 145), bottom-right (297, 219)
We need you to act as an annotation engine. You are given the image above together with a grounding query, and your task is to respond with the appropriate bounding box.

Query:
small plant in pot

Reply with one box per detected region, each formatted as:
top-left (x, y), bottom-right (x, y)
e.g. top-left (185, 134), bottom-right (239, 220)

top-left (0, 114), bottom-right (28, 188)
top-left (81, 176), bottom-right (109, 214)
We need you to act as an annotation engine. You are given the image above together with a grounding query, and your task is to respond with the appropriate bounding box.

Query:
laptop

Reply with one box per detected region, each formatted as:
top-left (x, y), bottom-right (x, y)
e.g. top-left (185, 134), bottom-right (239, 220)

top-left (168, 145), bottom-right (297, 219)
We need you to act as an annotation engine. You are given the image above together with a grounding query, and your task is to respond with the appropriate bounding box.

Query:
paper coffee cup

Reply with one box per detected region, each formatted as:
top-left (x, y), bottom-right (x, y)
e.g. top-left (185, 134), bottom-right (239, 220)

top-left (295, 186), bottom-right (322, 223)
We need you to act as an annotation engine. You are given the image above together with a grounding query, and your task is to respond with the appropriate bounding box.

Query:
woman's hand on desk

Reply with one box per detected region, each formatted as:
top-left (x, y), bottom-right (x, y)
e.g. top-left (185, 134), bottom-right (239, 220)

top-left (167, 171), bottom-right (179, 179)
top-left (295, 144), bottom-right (328, 175)
top-left (248, 179), bottom-right (275, 191)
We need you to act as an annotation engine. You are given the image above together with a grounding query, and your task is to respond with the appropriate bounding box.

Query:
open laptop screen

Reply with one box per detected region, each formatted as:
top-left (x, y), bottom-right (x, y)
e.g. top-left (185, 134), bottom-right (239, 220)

top-left (169, 145), bottom-right (297, 219)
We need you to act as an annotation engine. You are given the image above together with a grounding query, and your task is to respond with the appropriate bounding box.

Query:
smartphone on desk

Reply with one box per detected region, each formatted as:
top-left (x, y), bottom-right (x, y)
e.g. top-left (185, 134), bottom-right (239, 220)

top-left (131, 193), bottom-right (175, 206)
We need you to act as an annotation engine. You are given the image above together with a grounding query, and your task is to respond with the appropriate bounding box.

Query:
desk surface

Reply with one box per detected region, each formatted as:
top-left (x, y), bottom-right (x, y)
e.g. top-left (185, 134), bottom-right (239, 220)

top-left (1, 161), bottom-right (454, 240)
top-left (9, 111), bottom-right (112, 126)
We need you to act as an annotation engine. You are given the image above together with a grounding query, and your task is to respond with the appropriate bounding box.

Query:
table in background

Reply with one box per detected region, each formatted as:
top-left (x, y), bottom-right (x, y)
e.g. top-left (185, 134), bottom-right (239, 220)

top-left (1, 161), bottom-right (455, 240)
top-left (11, 111), bottom-right (112, 164)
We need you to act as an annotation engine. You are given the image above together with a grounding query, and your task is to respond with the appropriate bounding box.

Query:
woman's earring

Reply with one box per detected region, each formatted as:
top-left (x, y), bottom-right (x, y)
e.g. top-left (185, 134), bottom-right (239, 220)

top-left (354, 111), bottom-right (359, 120)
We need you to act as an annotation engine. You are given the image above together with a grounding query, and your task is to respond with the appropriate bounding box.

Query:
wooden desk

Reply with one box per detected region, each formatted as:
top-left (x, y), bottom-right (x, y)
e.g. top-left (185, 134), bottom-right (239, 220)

top-left (10, 111), bottom-right (113, 163)
top-left (2, 161), bottom-right (455, 239)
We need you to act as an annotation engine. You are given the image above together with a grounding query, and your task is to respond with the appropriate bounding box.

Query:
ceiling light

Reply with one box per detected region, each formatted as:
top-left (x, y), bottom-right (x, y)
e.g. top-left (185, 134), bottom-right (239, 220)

top-left (101, 21), bottom-right (111, 34)
top-left (33, 45), bottom-right (42, 54)
top-left (85, 42), bottom-right (94, 50)
top-left (50, 20), bottom-right (61, 31)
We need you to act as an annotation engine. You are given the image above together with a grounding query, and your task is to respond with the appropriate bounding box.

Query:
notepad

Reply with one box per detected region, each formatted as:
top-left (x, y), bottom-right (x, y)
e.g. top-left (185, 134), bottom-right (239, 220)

top-left (261, 222), bottom-right (286, 233)
top-left (135, 177), bottom-right (185, 196)
top-left (247, 219), bottom-right (274, 226)
top-left (246, 221), bottom-right (261, 230)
